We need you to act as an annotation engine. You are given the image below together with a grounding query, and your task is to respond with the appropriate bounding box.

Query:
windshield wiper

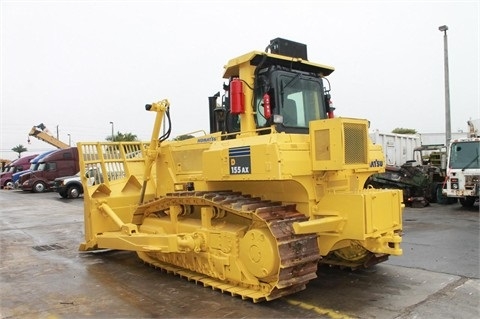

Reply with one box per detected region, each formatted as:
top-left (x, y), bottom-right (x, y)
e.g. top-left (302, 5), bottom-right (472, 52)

top-left (462, 154), bottom-right (479, 171)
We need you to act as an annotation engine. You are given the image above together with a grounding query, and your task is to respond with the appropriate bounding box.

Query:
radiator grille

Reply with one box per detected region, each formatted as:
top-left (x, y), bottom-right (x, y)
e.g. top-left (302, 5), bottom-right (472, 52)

top-left (310, 118), bottom-right (369, 171)
top-left (344, 123), bottom-right (367, 164)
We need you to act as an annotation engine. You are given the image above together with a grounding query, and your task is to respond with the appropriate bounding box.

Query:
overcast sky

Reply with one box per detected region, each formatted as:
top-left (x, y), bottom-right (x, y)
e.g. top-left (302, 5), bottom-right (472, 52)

top-left (1, 0), bottom-right (478, 160)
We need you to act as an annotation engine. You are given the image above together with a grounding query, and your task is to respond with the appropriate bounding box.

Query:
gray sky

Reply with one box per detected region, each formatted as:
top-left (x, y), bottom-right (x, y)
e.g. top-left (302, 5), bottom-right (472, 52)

top-left (1, 0), bottom-right (479, 160)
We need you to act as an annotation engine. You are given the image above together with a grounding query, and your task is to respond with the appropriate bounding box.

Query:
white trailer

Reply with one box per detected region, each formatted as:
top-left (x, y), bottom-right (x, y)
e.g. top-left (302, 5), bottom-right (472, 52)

top-left (418, 132), bottom-right (467, 146)
top-left (369, 131), bottom-right (421, 166)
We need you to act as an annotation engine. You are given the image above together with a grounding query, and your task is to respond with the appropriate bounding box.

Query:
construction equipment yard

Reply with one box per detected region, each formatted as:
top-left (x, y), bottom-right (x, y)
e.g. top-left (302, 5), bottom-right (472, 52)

top-left (0, 190), bottom-right (478, 319)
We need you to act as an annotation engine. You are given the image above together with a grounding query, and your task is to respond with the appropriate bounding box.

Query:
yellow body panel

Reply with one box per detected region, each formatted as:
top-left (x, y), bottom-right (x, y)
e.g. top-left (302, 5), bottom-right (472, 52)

top-left (79, 117), bottom-right (402, 256)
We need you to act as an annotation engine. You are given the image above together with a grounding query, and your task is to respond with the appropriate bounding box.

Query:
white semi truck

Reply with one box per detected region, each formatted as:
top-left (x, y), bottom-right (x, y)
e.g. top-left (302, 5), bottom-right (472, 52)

top-left (443, 120), bottom-right (480, 207)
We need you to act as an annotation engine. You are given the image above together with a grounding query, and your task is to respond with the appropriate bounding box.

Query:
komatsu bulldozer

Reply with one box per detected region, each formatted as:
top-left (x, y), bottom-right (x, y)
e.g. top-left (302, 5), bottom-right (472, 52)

top-left (78, 38), bottom-right (403, 302)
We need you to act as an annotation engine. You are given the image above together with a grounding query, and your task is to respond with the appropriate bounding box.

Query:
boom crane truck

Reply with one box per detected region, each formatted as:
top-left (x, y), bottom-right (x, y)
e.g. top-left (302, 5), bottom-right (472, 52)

top-left (28, 123), bottom-right (69, 149)
top-left (78, 38), bottom-right (404, 302)
top-left (443, 120), bottom-right (480, 207)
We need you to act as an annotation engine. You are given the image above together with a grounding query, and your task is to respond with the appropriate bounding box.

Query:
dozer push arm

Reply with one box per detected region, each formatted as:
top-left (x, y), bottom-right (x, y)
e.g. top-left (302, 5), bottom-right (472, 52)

top-left (93, 202), bottom-right (205, 253)
top-left (139, 99), bottom-right (170, 203)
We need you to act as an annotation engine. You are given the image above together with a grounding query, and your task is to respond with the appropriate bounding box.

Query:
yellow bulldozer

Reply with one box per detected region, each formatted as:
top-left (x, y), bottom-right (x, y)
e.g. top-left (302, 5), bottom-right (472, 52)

top-left (78, 38), bottom-right (403, 302)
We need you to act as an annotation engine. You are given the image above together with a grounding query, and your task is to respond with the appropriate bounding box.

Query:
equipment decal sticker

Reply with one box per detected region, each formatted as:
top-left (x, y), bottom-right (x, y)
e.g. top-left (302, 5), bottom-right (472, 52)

top-left (370, 159), bottom-right (384, 167)
top-left (229, 146), bottom-right (251, 174)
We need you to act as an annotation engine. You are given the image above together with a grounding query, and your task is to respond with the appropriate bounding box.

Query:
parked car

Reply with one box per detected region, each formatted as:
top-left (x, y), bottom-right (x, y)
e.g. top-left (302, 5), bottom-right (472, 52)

top-left (53, 168), bottom-right (99, 198)
top-left (53, 173), bottom-right (83, 198)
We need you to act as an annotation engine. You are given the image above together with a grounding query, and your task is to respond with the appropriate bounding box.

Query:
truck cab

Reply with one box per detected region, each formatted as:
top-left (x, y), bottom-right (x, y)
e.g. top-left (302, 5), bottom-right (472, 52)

top-left (0, 154), bottom-right (38, 189)
top-left (12, 150), bottom-right (56, 188)
top-left (19, 147), bottom-right (79, 193)
top-left (443, 137), bottom-right (480, 207)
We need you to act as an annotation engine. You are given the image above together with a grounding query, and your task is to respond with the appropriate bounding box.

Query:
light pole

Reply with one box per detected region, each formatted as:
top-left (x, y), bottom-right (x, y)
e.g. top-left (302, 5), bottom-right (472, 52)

top-left (67, 134), bottom-right (71, 146)
top-left (109, 121), bottom-right (114, 141)
top-left (439, 25), bottom-right (451, 147)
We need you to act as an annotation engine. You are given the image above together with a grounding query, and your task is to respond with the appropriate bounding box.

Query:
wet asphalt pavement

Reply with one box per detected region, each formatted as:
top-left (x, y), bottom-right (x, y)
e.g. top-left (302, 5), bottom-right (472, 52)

top-left (0, 190), bottom-right (478, 319)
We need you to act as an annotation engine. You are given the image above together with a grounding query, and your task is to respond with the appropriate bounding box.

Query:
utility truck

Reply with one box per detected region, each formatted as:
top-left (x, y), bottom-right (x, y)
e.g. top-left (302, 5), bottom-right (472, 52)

top-left (443, 120), bottom-right (480, 207)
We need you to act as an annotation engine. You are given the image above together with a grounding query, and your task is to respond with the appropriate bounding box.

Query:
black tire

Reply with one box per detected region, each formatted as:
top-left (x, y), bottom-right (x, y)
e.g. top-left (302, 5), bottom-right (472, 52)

top-left (429, 184), bottom-right (438, 203)
top-left (4, 180), bottom-right (13, 189)
top-left (32, 181), bottom-right (46, 193)
top-left (434, 184), bottom-right (457, 205)
top-left (460, 197), bottom-right (476, 208)
top-left (436, 185), bottom-right (448, 204)
top-left (59, 191), bottom-right (68, 199)
top-left (67, 185), bottom-right (81, 198)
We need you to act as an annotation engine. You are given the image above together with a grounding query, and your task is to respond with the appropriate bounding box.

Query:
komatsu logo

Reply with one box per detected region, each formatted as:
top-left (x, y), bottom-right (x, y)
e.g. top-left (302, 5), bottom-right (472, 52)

top-left (197, 137), bottom-right (217, 143)
top-left (370, 160), bottom-right (384, 167)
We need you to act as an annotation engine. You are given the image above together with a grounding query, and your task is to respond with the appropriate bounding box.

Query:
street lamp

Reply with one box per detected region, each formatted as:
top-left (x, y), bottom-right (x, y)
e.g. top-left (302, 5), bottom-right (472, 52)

top-left (438, 25), bottom-right (451, 146)
top-left (109, 121), bottom-right (114, 141)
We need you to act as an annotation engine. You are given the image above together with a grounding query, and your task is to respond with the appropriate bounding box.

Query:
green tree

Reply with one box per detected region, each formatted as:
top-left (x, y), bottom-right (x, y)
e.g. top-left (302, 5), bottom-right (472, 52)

top-left (173, 134), bottom-right (195, 141)
top-left (392, 128), bottom-right (417, 134)
top-left (11, 144), bottom-right (28, 158)
top-left (106, 132), bottom-right (138, 142)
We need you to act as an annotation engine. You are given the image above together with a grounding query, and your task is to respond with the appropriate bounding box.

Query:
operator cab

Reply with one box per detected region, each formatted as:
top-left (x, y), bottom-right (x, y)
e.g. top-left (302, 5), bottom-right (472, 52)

top-left (209, 38), bottom-right (335, 136)
top-left (254, 66), bottom-right (331, 134)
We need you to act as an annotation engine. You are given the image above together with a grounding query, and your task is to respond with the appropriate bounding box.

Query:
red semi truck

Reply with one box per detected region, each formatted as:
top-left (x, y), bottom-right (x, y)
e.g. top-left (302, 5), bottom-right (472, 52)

top-left (0, 154), bottom-right (38, 189)
top-left (19, 147), bottom-right (79, 193)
